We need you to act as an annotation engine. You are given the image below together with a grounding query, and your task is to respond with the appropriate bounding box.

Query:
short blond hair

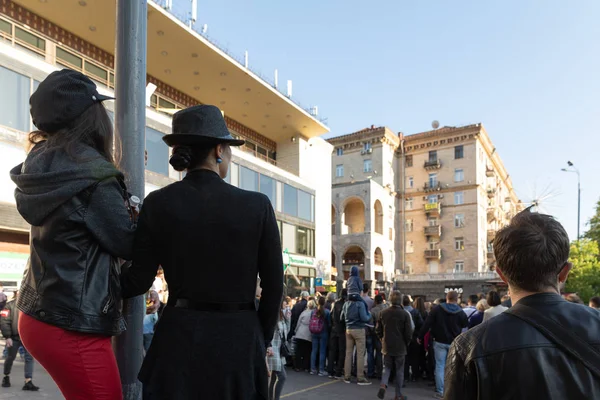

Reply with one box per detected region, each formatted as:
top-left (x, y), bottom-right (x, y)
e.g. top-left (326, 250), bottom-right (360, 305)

top-left (476, 299), bottom-right (490, 312)
top-left (307, 300), bottom-right (317, 310)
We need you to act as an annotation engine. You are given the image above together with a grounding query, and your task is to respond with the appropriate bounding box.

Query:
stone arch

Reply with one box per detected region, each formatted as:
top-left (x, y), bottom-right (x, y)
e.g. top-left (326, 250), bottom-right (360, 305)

top-left (374, 200), bottom-right (383, 234)
top-left (342, 197), bottom-right (366, 235)
top-left (342, 245), bottom-right (365, 281)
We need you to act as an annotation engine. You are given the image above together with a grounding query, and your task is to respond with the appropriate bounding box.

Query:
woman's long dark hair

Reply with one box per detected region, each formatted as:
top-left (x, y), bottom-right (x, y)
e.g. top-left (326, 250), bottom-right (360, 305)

top-left (413, 296), bottom-right (427, 318)
top-left (29, 103), bottom-right (118, 166)
top-left (316, 296), bottom-right (326, 319)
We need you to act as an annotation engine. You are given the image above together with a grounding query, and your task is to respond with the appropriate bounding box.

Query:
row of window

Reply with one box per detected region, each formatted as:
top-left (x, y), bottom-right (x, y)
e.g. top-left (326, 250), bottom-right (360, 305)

top-left (335, 142), bottom-right (371, 157)
top-left (406, 169), bottom-right (465, 189)
top-left (405, 145), bottom-right (464, 167)
top-left (225, 165), bottom-right (315, 222)
top-left (334, 159), bottom-right (373, 178)
top-left (406, 237), bottom-right (465, 253)
top-left (405, 261), bottom-right (466, 274)
top-left (405, 192), bottom-right (465, 209)
top-left (0, 66), bottom-right (39, 133)
top-left (405, 214), bottom-right (465, 230)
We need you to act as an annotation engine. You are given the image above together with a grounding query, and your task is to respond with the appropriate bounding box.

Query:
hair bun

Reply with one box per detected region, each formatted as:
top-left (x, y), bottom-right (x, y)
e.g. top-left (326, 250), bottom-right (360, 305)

top-left (170, 146), bottom-right (193, 171)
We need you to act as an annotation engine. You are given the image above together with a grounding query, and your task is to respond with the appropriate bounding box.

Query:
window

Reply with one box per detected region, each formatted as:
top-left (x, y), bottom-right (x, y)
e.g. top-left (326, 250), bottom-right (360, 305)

top-left (85, 61), bottom-right (108, 84)
top-left (283, 184), bottom-right (298, 217)
top-left (406, 241), bottom-right (414, 253)
top-left (455, 237), bottom-right (465, 251)
top-left (240, 166), bottom-right (258, 192)
top-left (389, 228), bottom-right (393, 240)
top-left (282, 222), bottom-right (297, 254)
top-left (259, 174), bottom-right (276, 206)
top-left (428, 195), bottom-right (437, 204)
top-left (363, 142), bottom-right (372, 151)
top-left (0, 67), bottom-right (31, 132)
top-left (363, 159), bottom-right (372, 173)
top-left (15, 27), bottom-right (45, 54)
top-left (455, 191), bottom-right (464, 205)
top-left (407, 176), bottom-right (414, 188)
top-left (427, 240), bottom-right (438, 250)
top-left (429, 173), bottom-right (438, 187)
top-left (428, 150), bottom-right (437, 162)
top-left (454, 169), bottom-right (464, 182)
top-left (405, 155), bottom-right (413, 167)
top-left (428, 217), bottom-right (438, 226)
top-left (336, 164), bottom-right (344, 178)
top-left (406, 198), bottom-right (413, 210)
top-left (298, 190), bottom-right (312, 221)
top-left (455, 145), bottom-right (464, 159)
top-left (56, 47), bottom-right (82, 69)
top-left (281, 222), bottom-right (315, 256)
top-left (454, 214), bottom-right (465, 228)
top-left (454, 261), bottom-right (464, 273)
top-left (336, 148), bottom-right (343, 156)
top-left (145, 127), bottom-right (169, 175)
top-left (406, 219), bottom-right (413, 232)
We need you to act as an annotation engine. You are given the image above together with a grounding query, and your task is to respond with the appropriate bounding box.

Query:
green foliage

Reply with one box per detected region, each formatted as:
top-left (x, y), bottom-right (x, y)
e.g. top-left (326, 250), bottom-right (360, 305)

top-left (565, 240), bottom-right (600, 303)
top-left (584, 199), bottom-right (600, 245)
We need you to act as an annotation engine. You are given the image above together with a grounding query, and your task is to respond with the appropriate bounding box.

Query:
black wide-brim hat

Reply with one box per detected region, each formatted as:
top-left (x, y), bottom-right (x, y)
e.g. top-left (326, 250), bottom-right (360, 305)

top-left (163, 105), bottom-right (245, 147)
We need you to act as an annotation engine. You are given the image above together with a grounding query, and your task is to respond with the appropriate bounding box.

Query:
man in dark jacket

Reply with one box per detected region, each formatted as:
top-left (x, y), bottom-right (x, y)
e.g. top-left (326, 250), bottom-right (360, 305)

top-left (418, 290), bottom-right (467, 398)
top-left (376, 291), bottom-right (413, 400)
top-left (445, 210), bottom-right (600, 400)
top-left (328, 289), bottom-right (347, 379)
top-left (341, 295), bottom-right (372, 385)
top-left (0, 294), bottom-right (38, 391)
top-left (403, 295), bottom-right (423, 382)
top-left (288, 291), bottom-right (309, 340)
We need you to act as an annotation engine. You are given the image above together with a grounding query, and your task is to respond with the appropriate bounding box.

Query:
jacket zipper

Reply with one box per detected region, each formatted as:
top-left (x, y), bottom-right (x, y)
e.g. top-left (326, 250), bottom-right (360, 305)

top-left (102, 296), bottom-right (113, 314)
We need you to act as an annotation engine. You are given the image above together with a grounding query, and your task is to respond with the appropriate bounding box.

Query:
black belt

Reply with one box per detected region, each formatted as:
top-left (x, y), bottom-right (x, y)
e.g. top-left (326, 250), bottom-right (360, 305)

top-left (174, 299), bottom-right (256, 312)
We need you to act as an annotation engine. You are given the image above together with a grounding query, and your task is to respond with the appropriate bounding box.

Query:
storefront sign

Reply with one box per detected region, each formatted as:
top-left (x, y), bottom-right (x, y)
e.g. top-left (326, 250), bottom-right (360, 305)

top-left (286, 254), bottom-right (315, 267)
top-left (0, 252), bottom-right (28, 280)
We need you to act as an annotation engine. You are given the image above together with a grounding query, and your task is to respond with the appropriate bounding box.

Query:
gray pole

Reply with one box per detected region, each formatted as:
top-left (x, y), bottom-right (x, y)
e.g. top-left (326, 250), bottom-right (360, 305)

top-left (114, 0), bottom-right (147, 399)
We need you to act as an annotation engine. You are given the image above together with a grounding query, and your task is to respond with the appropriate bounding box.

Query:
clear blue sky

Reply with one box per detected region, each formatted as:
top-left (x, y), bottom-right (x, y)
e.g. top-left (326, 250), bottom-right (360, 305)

top-left (176, 0), bottom-right (599, 241)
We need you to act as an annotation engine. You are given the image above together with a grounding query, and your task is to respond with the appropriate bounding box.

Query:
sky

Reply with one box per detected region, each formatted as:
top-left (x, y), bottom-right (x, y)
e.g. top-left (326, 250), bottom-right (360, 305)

top-left (173, 0), bottom-right (599, 241)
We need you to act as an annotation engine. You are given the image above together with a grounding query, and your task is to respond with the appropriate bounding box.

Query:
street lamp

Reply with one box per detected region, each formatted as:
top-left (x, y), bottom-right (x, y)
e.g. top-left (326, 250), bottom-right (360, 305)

top-left (561, 161), bottom-right (581, 240)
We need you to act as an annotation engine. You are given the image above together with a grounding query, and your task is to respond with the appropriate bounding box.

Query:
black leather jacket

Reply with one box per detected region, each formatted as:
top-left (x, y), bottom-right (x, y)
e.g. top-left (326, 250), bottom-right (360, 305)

top-left (445, 293), bottom-right (600, 400)
top-left (10, 143), bottom-right (136, 336)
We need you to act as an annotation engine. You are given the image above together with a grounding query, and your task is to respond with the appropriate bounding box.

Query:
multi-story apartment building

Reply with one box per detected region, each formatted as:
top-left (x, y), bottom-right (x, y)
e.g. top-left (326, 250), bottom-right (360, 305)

top-left (0, 0), bottom-right (332, 296)
top-left (330, 123), bottom-right (521, 299)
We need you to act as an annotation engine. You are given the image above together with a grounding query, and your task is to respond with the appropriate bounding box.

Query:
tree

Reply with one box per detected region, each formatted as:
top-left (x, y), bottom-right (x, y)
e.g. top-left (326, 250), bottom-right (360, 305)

top-left (565, 239), bottom-right (600, 303)
top-left (584, 199), bottom-right (600, 245)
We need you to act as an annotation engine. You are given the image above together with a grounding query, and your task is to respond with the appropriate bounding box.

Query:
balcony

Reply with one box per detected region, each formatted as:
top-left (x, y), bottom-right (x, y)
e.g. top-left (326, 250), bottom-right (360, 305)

top-left (424, 249), bottom-right (442, 259)
top-left (397, 272), bottom-right (499, 281)
top-left (424, 225), bottom-right (442, 237)
top-left (424, 159), bottom-right (442, 170)
top-left (487, 188), bottom-right (496, 198)
top-left (487, 229), bottom-right (496, 242)
top-left (423, 182), bottom-right (442, 192)
top-left (424, 202), bottom-right (441, 216)
top-left (486, 165), bottom-right (495, 177)
top-left (487, 207), bottom-right (500, 222)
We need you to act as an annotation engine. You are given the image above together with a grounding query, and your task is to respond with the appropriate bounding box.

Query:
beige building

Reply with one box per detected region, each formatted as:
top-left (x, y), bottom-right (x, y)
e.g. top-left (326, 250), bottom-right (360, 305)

top-left (330, 123), bottom-right (521, 298)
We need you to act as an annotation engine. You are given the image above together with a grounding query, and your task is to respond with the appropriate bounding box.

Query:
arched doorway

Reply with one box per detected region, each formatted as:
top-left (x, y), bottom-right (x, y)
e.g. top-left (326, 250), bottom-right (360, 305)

top-left (343, 245), bottom-right (365, 280)
top-left (374, 247), bottom-right (383, 266)
top-left (374, 200), bottom-right (383, 234)
top-left (342, 198), bottom-right (365, 234)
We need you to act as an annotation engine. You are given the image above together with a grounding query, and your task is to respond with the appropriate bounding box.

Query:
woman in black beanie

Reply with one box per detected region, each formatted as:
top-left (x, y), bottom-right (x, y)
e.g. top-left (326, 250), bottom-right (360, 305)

top-left (121, 104), bottom-right (284, 400)
top-left (10, 69), bottom-right (136, 399)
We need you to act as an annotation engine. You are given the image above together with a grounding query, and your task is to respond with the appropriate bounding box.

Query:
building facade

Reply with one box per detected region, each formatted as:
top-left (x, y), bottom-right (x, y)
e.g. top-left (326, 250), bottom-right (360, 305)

top-left (0, 0), bottom-right (332, 296)
top-left (330, 123), bottom-right (521, 299)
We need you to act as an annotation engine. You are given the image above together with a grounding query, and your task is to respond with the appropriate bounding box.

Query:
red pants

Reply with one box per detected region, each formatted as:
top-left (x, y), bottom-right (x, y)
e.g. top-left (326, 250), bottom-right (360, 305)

top-left (19, 313), bottom-right (122, 400)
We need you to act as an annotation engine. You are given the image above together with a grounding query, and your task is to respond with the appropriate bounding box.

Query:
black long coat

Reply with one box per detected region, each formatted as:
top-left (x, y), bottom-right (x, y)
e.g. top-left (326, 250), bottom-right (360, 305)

top-left (122, 169), bottom-right (283, 400)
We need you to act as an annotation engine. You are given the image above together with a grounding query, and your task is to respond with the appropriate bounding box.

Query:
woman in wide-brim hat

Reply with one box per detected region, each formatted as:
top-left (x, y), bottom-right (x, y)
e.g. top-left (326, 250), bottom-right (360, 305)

top-left (121, 104), bottom-right (284, 400)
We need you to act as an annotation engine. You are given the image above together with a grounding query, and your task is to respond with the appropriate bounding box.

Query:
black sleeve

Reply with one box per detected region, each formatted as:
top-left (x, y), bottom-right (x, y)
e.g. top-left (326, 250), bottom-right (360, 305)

top-left (257, 198), bottom-right (284, 344)
top-left (121, 193), bottom-right (161, 298)
top-left (419, 307), bottom-right (436, 340)
top-left (444, 339), bottom-right (477, 400)
top-left (85, 177), bottom-right (136, 260)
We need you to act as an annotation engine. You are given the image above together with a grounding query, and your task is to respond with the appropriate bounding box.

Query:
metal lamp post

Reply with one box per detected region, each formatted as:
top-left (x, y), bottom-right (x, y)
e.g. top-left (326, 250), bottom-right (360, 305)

top-left (561, 161), bottom-right (581, 240)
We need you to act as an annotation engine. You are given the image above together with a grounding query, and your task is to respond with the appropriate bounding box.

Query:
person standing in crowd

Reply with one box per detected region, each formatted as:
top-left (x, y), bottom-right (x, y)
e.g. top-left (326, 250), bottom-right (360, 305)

top-left (341, 291), bottom-right (372, 385)
top-left (462, 295), bottom-right (479, 332)
top-left (310, 297), bottom-right (330, 376)
top-left (445, 210), bottom-right (600, 399)
top-left (143, 291), bottom-right (161, 352)
top-left (289, 291), bottom-right (309, 341)
top-left (0, 292), bottom-right (38, 391)
top-left (403, 295), bottom-right (423, 383)
top-left (325, 293), bottom-right (336, 311)
top-left (362, 283), bottom-right (375, 312)
top-left (468, 299), bottom-right (489, 329)
top-left (376, 291), bottom-right (413, 400)
top-left (267, 299), bottom-right (290, 400)
top-left (294, 300), bottom-right (316, 372)
top-left (483, 291), bottom-right (508, 322)
top-left (413, 297), bottom-right (429, 380)
top-left (370, 295), bottom-right (388, 380)
top-left (418, 291), bottom-right (467, 398)
top-left (328, 289), bottom-right (347, 379)
top-left (590, 296), bottom-right (600, 310)
top-left (120, 105), bottom-right (283, 399)
top-left (0, 286), bottom-right (6, 312)
top-left (10, 70), bottom-right (136, 400)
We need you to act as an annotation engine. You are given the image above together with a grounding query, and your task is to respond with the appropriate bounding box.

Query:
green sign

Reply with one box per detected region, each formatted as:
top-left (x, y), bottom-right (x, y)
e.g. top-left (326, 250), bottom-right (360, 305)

top-left (0, 252), bottom-right (28, 280)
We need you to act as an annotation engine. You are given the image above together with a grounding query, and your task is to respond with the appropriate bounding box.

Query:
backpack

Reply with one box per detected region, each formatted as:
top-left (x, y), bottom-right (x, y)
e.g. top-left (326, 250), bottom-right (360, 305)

top-left (309, 310), bottom-right (324, 334)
